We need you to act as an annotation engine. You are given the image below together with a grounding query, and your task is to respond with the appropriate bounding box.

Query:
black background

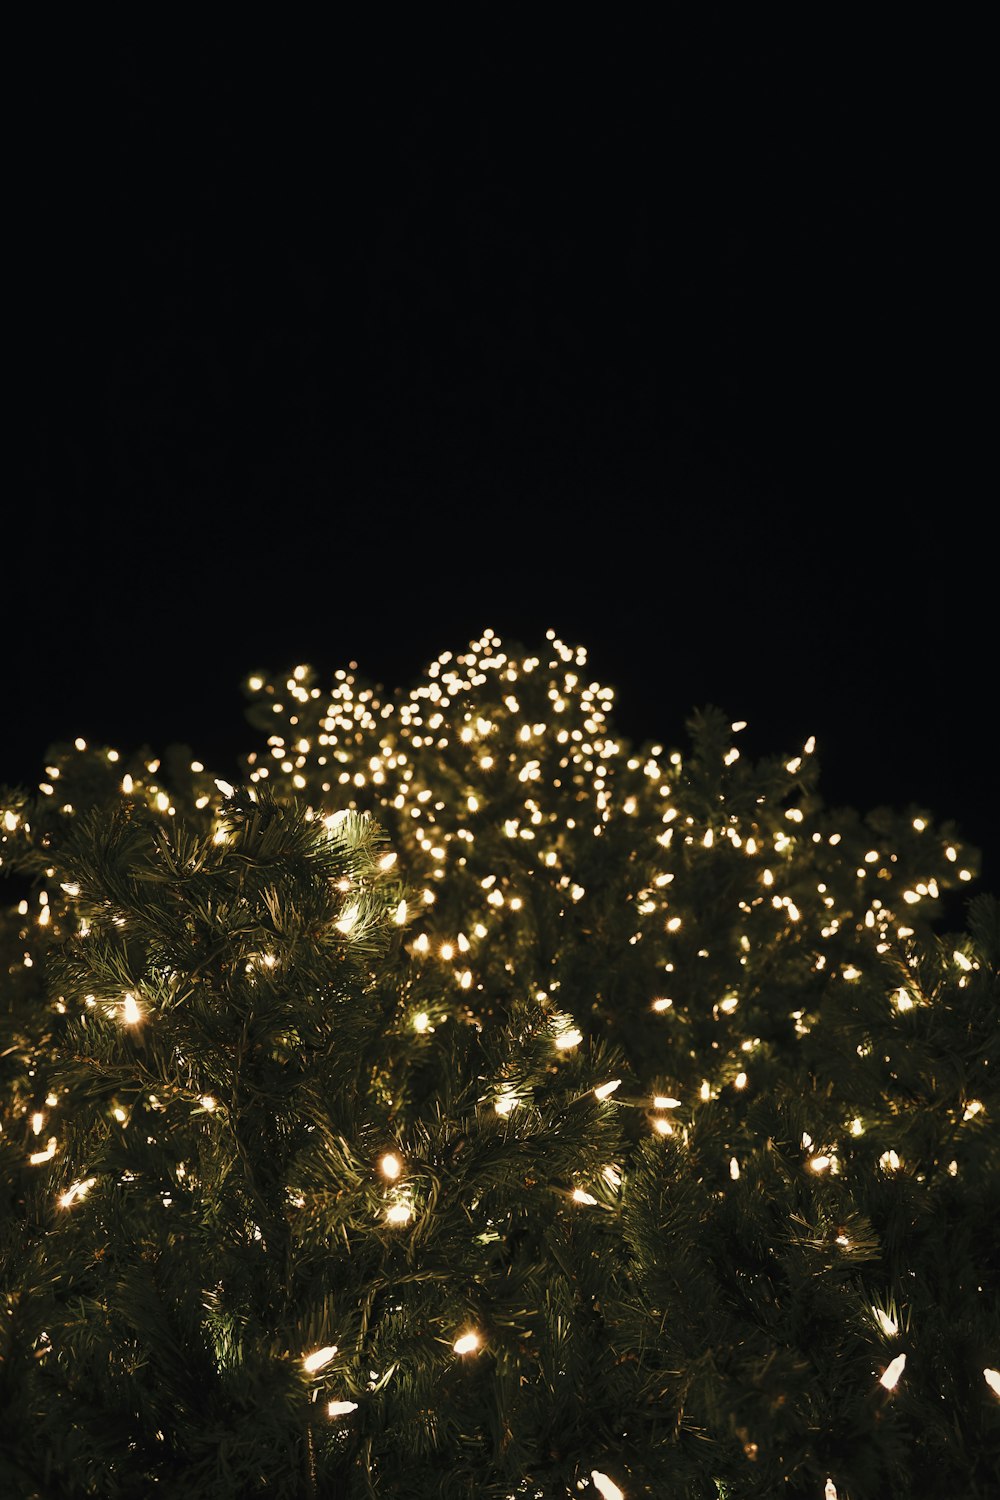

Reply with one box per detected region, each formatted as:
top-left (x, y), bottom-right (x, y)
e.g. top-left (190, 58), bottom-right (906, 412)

top-left (6, 41), bottom-right (995, 892)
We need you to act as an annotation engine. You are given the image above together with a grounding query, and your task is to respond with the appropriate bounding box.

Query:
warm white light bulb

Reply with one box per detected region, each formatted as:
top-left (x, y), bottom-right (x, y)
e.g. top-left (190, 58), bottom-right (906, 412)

top-left (29, 1137), bottom-right (58, 1166)
top-left (453, 1332), bottom-right (480, 1355)
top-left (591, 1471), bottom-right (625, 1500)
top-left (880, 1353), bottom-right (906, 1389)
top-left (327, 1399), bottom-right (358, 1416)
top-left (386, 1203), bottom-right (411, 1225)
top-left (554, 1027), bottom-right (582, 1050)
top-left (873, 1308), bottom-right (898, 1336)
top-left (122, 993), bottom-right (141, 1025)
top-left (985, 1368), bottom-right (1000, 1397)
top-left (58, 1176), bottom-right (96, 1208)
top-left (303, 1345), bottom-right (338, 1373)
top-left (380, 1153), bottom-right (401, 1180)
top-left (593, 1080), bottom-right (621, 1100)
top-left (572, 1188), bottom-right (598, 1206)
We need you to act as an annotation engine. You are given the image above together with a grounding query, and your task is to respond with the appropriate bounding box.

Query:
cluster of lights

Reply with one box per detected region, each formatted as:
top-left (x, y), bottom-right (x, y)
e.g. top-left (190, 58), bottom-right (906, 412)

top-left (1, 631), bottom-right (993, 1487)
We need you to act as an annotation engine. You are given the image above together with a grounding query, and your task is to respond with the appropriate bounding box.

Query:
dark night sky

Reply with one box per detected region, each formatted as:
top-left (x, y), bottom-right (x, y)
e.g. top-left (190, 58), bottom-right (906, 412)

top-left (6, 44), bottom-right (995, 893)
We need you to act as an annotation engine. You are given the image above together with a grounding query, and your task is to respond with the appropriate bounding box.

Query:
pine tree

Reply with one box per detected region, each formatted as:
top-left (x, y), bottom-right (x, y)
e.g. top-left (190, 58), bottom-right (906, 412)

top-left (2, 630), bottom-right (998, 1498)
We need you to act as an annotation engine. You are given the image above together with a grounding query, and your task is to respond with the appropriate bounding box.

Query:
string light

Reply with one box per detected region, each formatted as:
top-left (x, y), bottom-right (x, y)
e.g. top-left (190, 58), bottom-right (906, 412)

top-left (303, 1346), bottom-right (338, 1373)
top-left (15, 629), bottom-right (980, 1491)
top-left (58, 1177), bottom-right (96, 1208)
top-left (984, 1369), bottom-right (1000, 1397)
top-left (880, 1353), bottom-right (906, 1389)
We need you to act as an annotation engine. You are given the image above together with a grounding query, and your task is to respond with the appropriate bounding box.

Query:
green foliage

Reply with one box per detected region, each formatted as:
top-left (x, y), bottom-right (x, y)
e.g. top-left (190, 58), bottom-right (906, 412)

top-left (1, 632), bottom-right (998, 1498)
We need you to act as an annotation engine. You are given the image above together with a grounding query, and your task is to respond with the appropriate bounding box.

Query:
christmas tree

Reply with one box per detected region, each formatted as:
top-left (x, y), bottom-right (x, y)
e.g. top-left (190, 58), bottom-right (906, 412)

top-left (2, 631), bottom-right (997, 1499)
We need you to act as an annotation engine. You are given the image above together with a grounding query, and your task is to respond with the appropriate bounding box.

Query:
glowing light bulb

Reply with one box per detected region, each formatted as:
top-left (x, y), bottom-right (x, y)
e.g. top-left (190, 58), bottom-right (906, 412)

top-left (412, 1012), bottom-right (430, 1033)
top-left (328, 1399), bottom-right (358, 1416)
top-left (58, 1177), bottom-right (96, 1208)
top-left (572, 1188), bottom-right (598, 1205)
top-left (591, 1472), bottom-right (625, 1500)
top-left (335, 904), bottom-right (359, 934)
top-left (880, 1353), bottom-right (906, 1389)
top-left (380, 1153), bottom-right (401, 1180)
top-left (386, 1203), bottom-right (412, 1225)
top-left (113, 1107), bottom-right (127, 1122)
top-left (825, 1480), bottom-right (838, 1500)
top-left (453, 1332), bottom-right (480, 1355)
top-left (30, 1112), bottom-right (44, 1135)
top-left (393, 899), bottom-right (407, 925)
top-left (303, 1345), bottom-right (338, 1373)
top-left (729, 1158), bottom-right (740, 1180)
top-left (652, 998), bottom-right (672, 1012)
top-left (122, 993), bottom-right (141, 1025)
top-left (873, 1308), bottom-right (898, 1336)
top-left (215, 779), bottom-right (235, 798)
top-left (734, 1072), bottom-right (747, 1089)
top-left (594, 1080), bottom-right (621, 1101)
top-left (200, 1096), bottom-right (217, 1112)
top-left (378, 852), bottom-right (397, 872)
top-left (29, 1137), bottom-right (57, 1165)
top-left (653, 1118), bottom-right (672, 1135)
top-left (554, 1024), bottom-right (582, 1050)
top-left (984, 1369), bottom-right (1000, 1397)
